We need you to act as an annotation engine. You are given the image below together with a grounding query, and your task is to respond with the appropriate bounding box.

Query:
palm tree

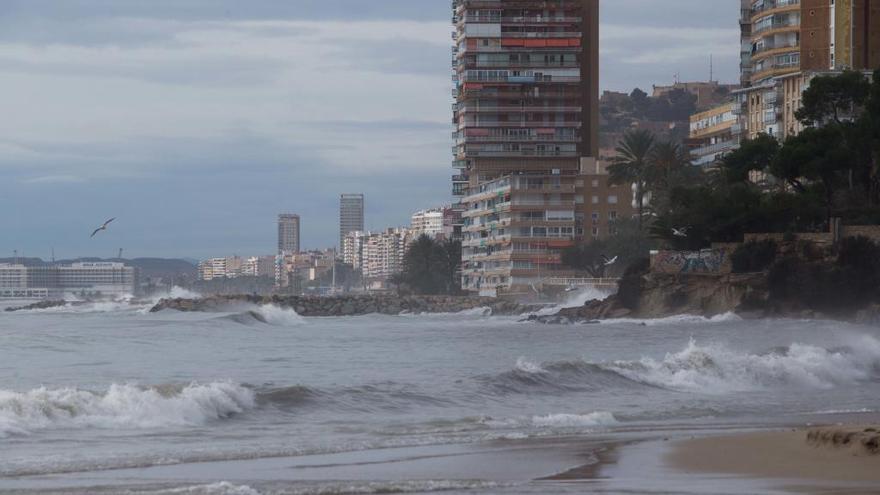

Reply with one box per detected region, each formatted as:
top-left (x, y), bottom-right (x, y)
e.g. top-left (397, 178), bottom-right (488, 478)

top-left (648, 140), bottom-right (696, 215)
top-left (608, 129), bottom-right (655, 230)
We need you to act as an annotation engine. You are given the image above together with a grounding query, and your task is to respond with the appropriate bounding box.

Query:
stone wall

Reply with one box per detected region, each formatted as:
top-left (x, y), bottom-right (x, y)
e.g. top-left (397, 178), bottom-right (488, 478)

top-left (650, 249), bottom-right (732, 275)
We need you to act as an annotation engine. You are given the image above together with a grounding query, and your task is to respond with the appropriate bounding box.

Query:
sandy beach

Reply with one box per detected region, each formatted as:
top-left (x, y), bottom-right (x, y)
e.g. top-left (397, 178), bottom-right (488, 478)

top-left (668, 426), bottom-right (880, 483)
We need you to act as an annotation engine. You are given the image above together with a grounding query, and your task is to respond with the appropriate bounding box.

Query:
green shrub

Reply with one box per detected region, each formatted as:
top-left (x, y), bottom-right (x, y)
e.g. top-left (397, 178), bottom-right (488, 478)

top-left (731, 240), bottom-right (778, 273)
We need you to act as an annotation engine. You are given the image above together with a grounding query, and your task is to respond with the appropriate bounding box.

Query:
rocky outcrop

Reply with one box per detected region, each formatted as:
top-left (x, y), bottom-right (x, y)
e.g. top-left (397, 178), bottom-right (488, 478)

top-left (150, 294), bottom-right (540, 317)
top-left (4, 300), bottom-right (68, 312)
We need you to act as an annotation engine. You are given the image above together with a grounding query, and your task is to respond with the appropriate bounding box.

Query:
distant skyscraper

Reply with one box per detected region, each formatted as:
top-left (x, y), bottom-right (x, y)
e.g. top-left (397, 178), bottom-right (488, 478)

top-left (278, 214), bottom-right (301, 254)
top-left (339, 194), bottom-right (365, 249)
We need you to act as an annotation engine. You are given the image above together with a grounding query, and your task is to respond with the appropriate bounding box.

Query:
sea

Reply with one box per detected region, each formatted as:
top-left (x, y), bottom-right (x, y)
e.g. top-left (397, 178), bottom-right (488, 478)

top-left (1, 288), bottom-right (879, 495)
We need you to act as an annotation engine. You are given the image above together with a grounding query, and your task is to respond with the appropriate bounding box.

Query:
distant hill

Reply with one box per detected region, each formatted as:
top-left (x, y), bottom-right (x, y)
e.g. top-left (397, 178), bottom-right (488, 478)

top-left (0, 257), bottom-right (197, 280)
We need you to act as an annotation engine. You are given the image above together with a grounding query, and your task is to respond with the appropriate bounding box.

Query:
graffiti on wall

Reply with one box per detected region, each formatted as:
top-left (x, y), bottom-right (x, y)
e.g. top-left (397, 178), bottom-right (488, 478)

top-left (653, 249), bottom-right (729, 275)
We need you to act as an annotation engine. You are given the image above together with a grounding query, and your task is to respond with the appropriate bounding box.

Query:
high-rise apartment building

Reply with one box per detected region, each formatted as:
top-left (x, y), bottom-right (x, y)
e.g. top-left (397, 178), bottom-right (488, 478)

top-left (278, 214), bottom-right (301, 254)
top-left (738, 0), bottom-right (880, 139)
top-left (453, 0), bottom-right (606, 295)
top-left (339, 194), bottom-right (365, 250)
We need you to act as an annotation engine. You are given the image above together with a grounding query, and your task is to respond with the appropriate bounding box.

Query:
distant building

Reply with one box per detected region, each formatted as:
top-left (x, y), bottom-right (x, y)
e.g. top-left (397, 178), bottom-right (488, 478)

top-left (339, 194), bottom-right (365, 250)
top-left (652, 81), bottom-right (739, 111)
top-left (278, 214), bottom-right (301, 254)
top-left (343, 230), bottom-right (368, 270)
top-left (241, 256), bottom-right (276, 278)
top-left (687, 102), bottom-right (742, 167)
top-left (410, 208), bottom-right (446, 239)
top-left (0, 262), bottom-right (138, 299)
top-left (275, 249), bottom-right (336, 290)
top-left (737, 0), bottom-right (880, 140)
top-left (362, 228), bottom-right (410, 283)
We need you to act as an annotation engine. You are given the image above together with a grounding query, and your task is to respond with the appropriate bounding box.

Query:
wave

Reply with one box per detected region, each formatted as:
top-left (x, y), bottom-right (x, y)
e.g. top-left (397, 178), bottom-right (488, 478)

top-left (534, 287), bottom-right (614, 316)
top-left (601, 336), bottom-right (880, 393)
top-left (601, 312), bottom-right (743, 326)
top-left (218, 305), bottom-right (306, 327)
top-left (487, 336), bottom-right (880, 396)
top-left (0, 382), bottom-right (255, 438)
top-left (530, 411), bottom-right (618, 428)
top-left (149, 481), bottom-right (503, 495)
top-left (151, 482), bottom-right (261, 495)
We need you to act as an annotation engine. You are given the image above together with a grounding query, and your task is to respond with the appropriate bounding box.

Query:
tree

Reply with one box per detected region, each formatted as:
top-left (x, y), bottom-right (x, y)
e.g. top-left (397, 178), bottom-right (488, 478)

top-left (396, 235), bottom-right (462, 295)
top-left (796, 70), bottom-right (871, 126)
top-left (719, 134), bottom-right (779, 184)
top-left (608, 129), bottom-right (655, 229)
top-left (772, 126), bottom-right (854, 223)
top-left (647, 140), bottom-right (700, 215)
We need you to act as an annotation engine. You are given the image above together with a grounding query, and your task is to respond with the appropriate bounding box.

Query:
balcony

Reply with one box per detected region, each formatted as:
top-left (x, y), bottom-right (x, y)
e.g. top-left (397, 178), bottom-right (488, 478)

top-left (456, 149), bottom-right (579, 159)
top-left (459, 73), bottom-right (581, 83)
top-left (457, 105), bottom-right (583, 113)
top-left (458, 121), bottom-right (582, 129)
top-left (752, 17), bottom-right (799, 37)
top-left (454, 134), bottom-right (579, 145)
top-left (751, 0), bottom-right (800, 16)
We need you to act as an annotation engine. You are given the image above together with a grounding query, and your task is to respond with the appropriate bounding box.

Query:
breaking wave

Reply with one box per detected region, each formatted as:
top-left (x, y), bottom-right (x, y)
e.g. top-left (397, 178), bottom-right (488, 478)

top-left (0, 382), bottom-right (255, 437)
top-left (146, 480), bottom-right (503, 495)
top-left (602, 336), bottom-right (880, 393)
top-left (601, 312), bottom-right (743, 326)
top-left (535, 287), bottom-right (614, 316)
top-left (487, 336), bottom-right (880, 396)
top-left (219, 305), bottom-right (306, 327)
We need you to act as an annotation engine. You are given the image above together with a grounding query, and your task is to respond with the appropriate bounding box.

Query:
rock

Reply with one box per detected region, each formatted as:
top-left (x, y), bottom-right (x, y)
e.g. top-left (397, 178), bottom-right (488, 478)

top-left (4, 300), bottom-right (67, 312)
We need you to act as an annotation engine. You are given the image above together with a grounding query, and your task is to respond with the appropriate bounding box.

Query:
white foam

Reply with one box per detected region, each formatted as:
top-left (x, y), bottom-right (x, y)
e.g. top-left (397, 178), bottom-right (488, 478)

top-left (531, 411), bottom-right (618, 428)
top-left (152, 482), bottom-right (261, 495)
top-left (253, 305), bottom-right (306, 326)
top-left (514, 357), bottom-right (545, 374)
top-left (536, 287), bottom-right (614, 316)
top-left (0, 382), bottom-right (255, 437)
top-left (601, 312), bottom-right (743, 326)
top-left (603, 336), bottom-right (880, 393)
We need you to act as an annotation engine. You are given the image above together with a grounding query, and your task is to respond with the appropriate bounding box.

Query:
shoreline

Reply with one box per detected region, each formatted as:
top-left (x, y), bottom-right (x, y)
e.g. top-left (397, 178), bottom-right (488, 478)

top-left (666, 425), bottom-right (880, 484)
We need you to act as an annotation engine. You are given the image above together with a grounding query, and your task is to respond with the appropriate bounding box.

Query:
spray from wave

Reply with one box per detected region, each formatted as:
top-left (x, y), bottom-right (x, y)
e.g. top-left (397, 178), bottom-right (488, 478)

top-left (602, 336), bottom-right (880, 393)
top-left (219, 305), bottom-right (306, 327)
top-left (0, 382), bottom-right (255, 438)
top-left (535, 287), bottom-right (613, 316)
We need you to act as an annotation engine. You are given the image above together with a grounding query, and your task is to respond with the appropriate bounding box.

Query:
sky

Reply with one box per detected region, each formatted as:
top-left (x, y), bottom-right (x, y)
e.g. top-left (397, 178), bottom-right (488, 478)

top-left (0, 0), bottom-right (740, 259)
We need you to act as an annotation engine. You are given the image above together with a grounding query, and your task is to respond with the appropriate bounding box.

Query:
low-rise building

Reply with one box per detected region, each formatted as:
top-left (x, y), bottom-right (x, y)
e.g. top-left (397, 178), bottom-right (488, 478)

top-left (0, 262), bottom-right (139, 299)
top-left (687, 102), bottom-right (743, 167)
top-left (362, 228), bottom-right (410, 282)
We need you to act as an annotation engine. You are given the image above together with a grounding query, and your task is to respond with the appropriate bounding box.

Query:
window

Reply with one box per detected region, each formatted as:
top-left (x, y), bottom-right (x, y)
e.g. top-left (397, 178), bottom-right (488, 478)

top-left (591, 179), bottom-right (599, 187)
top-left (608, 195), bottom-right (618, 205)
top-left (592, 196), bottom-right (599, 204)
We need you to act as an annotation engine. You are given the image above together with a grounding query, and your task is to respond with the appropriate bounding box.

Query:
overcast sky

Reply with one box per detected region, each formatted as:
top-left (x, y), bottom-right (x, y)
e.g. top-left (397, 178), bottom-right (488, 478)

top-left (0, 0), bottom-right (739, 259)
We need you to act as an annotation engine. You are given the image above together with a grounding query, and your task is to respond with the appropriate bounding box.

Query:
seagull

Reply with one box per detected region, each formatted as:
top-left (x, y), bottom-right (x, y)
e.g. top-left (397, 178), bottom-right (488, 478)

top-left (672, 227), bottom-right (689, 238)
top-left (601, 255), bottom-right (619, 267)
top-left (90, 218), bottom-right (116, 238)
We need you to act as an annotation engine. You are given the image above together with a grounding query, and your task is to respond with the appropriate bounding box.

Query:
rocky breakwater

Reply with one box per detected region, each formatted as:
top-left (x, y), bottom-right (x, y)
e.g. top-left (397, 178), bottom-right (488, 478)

top-left (150, 294), bottom-right (539, 317)
top-left (528, 271), bottom-right (768, 324)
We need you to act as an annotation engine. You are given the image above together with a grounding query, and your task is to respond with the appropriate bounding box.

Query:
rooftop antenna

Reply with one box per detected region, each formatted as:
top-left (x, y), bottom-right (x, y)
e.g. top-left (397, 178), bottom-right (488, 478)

top-left (710, 54), bottom-right (714, 83)
top-left (13, 249), bottom-right (18, 265)
top-left (118, 248), bottom-right (123, 260)
top-left (51, 247), bottom-right (55, 264)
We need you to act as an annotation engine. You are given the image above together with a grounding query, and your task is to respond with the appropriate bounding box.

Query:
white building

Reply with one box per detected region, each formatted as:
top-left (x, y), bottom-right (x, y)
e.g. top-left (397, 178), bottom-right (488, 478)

top-left (362, 228), bottom-right (410, 281)
top-left (410, 209), bottom-right (445, 239)
top-left (343, 231), bottom-right (368, 270)
top-left (0, 262), bottom-right (138, 299)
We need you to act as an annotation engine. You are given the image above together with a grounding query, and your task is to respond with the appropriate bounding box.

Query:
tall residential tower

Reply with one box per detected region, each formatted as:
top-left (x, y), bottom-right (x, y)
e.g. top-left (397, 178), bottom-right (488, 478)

top-left (453, 0), bottom-right (609, 295)
top-left (278, 214), bottom-right (301, 254)
top-left (339, 194), bottom-right (365, 250)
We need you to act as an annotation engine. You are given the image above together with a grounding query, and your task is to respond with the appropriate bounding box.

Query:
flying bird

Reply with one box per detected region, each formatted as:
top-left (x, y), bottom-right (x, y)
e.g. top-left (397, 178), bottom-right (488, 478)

top-left (672, 227), bottom-right (689, 238)
top-left (90, 218), bottom-right (116, 238)
top-left (601, 255), bottom-right (619, 267)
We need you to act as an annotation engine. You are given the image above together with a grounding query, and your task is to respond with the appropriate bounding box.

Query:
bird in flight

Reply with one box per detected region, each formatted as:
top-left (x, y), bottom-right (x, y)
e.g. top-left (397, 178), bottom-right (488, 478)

top-left (601, 255), bottom-right (619, 267)
top-left (672, 227), bottom-right (689, 238)
top-left (90, 218), bottom-right (116, 238)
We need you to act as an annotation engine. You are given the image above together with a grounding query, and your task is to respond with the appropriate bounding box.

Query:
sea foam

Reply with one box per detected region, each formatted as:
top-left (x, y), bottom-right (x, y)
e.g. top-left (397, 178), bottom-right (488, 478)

top-left (0, 382), bottom-right (255, 437)
top-left (602, 336), bottom-right (880, 393)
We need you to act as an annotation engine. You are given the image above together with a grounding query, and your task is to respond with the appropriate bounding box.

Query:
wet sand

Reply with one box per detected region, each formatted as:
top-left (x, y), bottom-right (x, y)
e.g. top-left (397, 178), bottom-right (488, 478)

top-left (668, 426), bottom-right (880, 483)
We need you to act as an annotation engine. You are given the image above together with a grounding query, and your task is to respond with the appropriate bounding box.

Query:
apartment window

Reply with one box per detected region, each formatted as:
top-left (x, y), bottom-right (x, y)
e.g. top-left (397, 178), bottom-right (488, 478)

top-left (609, 211), bottom-right (618, 221)
top-left (591, 212), bottom-right (599, 225)
top-left (591, 179), bottom-right (599, 187)
top-left (608, 195), bottom-right (618, 205)
top-left (592, 196), bottom-right (599, 204)
top-left (591, 227), bottom-right (599, 237)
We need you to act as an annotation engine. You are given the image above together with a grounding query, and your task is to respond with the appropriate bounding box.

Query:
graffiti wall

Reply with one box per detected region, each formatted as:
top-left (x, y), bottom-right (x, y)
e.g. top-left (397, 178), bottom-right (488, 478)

top-left (651, 249), bottom-right (730, 275)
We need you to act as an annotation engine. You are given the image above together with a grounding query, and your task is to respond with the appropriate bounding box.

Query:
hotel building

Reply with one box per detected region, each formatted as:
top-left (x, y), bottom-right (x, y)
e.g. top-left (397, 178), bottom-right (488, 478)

top-left (453, 0), bottom-right (611, 295)
top-left (0, 262), bottom-right (139, 299)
